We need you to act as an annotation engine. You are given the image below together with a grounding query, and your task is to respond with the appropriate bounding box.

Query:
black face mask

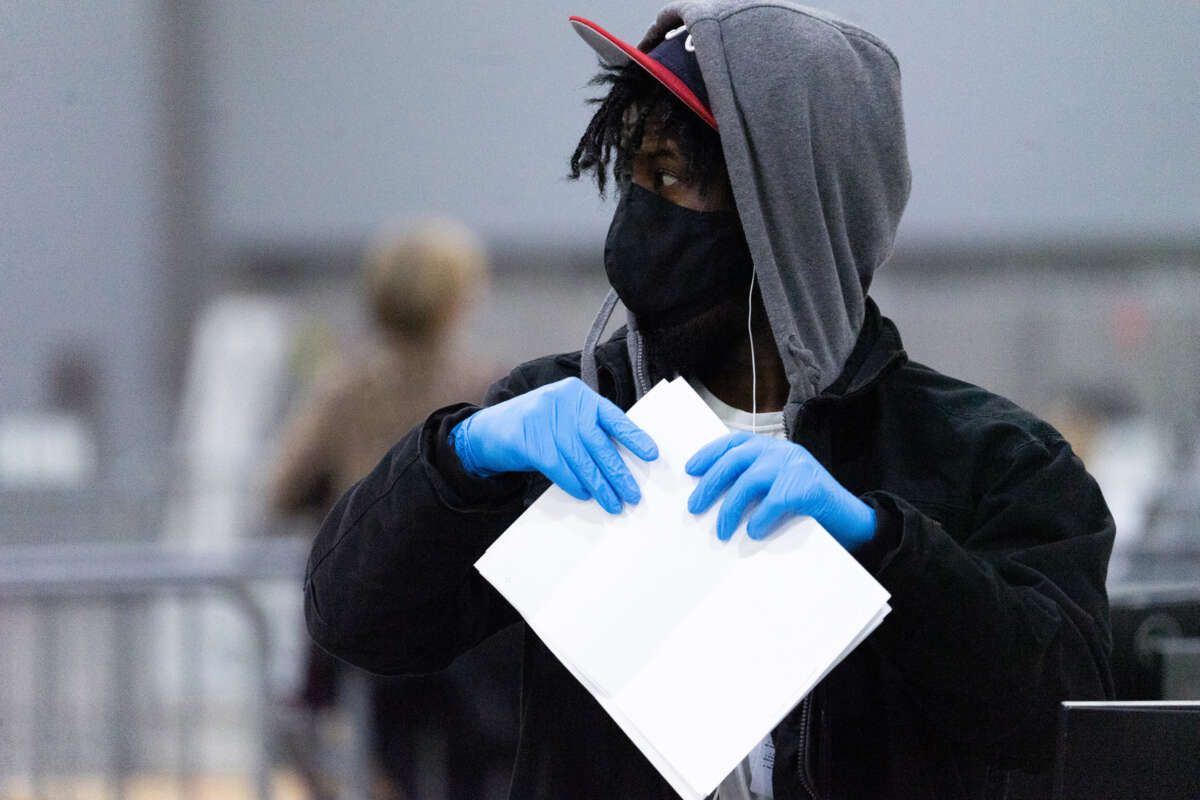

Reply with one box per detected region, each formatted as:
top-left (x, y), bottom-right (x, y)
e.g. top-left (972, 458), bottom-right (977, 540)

top-left (604, 184), bottom-right (754, 331)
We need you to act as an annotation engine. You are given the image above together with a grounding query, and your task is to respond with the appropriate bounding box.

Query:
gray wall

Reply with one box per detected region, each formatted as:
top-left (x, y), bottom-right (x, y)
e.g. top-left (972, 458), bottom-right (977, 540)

top-left (205, 0), bottom-right (1200, 244)
top-left (2, 1), bottom-right (1198, 472)
top-left (2, 2), bottom-right (165, 465)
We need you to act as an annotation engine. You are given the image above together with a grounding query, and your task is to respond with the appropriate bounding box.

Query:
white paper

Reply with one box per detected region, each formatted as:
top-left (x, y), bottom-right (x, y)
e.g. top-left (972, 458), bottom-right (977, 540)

top-left (475, 377), bottom-right (891, 799)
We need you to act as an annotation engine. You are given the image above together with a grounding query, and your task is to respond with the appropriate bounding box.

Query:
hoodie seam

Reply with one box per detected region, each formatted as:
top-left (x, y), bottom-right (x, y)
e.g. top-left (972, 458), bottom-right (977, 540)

top-left (689, 4), bottom-right (901, 71)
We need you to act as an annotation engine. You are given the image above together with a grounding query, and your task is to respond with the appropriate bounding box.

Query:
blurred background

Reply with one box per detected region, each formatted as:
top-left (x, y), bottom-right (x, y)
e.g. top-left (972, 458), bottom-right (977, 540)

top-left (1, 1), bottom-right (1198, 798)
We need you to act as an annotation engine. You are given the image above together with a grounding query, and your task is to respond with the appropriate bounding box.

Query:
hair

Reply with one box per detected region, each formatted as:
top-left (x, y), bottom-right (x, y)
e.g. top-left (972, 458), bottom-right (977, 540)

top-left (568, 64), bottom-right (727, 198)
top-left (361, 217), bottom-right (487, 341)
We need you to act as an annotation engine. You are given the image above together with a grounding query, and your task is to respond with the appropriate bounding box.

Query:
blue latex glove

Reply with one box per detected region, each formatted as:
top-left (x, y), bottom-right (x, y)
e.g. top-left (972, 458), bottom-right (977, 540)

top-left (451, 377), bottom-right (658, 514)
top-left (685, 431), bottom-right (876, 550)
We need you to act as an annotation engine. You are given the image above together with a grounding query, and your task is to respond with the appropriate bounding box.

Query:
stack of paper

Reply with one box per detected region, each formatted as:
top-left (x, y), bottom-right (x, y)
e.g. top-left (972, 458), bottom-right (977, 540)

top-left (475, 377), bottom-right (890, 799)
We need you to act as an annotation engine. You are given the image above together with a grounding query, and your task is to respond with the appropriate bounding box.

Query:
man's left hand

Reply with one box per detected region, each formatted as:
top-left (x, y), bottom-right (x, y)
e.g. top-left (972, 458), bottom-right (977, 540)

top-left (685, 432), bottom-right (876, 550)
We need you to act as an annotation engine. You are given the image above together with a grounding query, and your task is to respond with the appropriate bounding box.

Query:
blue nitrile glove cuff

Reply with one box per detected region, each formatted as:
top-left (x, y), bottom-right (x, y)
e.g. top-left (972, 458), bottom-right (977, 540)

top-left (846, 501), bottom-right (877, 551)
top-left (450, 414), bottom-right (498, 478)
top-left (850, 493), bottom-right (901, 574)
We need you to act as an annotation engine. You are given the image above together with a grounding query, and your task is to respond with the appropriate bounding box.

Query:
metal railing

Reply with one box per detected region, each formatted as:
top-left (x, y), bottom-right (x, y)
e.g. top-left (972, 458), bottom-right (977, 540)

top-left (0, 537), bottom-right (319, 799)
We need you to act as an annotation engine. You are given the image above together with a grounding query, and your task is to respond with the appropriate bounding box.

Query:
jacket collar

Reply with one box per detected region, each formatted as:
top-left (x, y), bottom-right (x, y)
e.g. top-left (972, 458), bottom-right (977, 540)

top-left (815, 297), bottom-right (908, 403)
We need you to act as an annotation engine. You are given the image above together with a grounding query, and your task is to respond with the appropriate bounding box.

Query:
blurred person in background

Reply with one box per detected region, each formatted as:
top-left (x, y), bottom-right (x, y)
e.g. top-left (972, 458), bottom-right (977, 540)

top-left (304, 3), bottom-right (1114, 798)
top-left (270, 217), bottom-right (495, 515)
top-left (269, 217), bottom-right (516, 799)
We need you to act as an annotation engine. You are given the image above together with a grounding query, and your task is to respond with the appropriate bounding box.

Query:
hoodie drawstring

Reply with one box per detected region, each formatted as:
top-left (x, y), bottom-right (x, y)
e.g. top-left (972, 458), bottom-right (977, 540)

top-left (580, 288), bottom-right (620, 393)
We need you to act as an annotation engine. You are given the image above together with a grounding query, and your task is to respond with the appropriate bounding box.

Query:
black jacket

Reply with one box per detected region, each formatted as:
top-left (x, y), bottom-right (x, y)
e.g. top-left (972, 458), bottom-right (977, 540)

top-left (305, 301), bottom-right (1114, 799)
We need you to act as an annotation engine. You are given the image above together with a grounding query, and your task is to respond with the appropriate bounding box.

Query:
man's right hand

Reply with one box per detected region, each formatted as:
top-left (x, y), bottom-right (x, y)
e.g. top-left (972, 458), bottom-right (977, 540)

top-left (450, 377), bottom-right (658, 514)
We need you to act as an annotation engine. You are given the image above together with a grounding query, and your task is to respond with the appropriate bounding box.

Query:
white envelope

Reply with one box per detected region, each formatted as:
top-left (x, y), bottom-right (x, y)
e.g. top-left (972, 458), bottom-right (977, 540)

top-left (476, 377), bottom-right (890, 799)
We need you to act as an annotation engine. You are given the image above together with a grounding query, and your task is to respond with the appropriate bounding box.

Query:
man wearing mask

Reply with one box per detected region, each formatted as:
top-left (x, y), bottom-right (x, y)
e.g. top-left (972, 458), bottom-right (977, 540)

top-left (305, 3), bottom-right (1114, 798)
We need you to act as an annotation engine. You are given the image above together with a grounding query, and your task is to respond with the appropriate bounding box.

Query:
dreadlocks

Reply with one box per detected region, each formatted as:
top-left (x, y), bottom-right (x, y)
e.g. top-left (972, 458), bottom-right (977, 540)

top-left (568, 64), bottom-right (727, 198)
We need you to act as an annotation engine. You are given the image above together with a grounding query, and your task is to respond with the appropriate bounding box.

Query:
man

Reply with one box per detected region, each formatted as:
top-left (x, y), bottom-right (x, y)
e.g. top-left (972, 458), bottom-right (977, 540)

top-left (305, 3), bottom-right (1114, 797)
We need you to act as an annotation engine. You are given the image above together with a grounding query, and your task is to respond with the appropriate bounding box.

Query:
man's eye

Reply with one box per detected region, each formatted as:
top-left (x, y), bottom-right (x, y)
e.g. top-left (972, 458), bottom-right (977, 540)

top-left (658, 172), bottom-right (679, 188)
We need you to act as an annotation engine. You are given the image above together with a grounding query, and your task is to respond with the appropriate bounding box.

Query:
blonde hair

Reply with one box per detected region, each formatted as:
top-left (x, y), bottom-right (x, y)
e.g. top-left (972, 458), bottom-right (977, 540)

top-left (362, 217), bottom-right (487, 340)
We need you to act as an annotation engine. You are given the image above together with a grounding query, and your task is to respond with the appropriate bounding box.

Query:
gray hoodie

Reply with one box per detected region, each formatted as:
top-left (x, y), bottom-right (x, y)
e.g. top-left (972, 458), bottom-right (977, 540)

top-left (581, 1), bottom-right (911, 433)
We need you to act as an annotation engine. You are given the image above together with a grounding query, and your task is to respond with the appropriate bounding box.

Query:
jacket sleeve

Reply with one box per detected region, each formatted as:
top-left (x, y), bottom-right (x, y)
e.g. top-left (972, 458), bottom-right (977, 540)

top-left (303, 365), bottom-right (546, 675)
top-left (857, 433), bottom-right (1114, 770)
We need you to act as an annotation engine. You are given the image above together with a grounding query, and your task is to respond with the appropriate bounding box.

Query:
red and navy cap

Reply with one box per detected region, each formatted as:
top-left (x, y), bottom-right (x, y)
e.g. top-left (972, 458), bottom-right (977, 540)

top-left (569, 16), bottom-right (717, 130)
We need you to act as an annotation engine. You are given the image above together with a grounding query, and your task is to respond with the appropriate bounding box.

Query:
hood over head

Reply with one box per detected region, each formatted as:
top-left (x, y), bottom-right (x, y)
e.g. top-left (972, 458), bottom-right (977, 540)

top-left (579, 1), bottom-right (910, 426)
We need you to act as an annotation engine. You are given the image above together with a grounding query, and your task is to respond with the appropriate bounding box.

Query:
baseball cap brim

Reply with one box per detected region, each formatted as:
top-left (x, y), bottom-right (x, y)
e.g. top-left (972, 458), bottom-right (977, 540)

top-left (569, 16), bottom-right (718, 130)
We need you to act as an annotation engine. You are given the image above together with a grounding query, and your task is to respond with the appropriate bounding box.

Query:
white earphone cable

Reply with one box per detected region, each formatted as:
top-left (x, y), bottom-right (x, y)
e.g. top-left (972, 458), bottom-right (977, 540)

top-left (748, 270), bottom-right (757, 434)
